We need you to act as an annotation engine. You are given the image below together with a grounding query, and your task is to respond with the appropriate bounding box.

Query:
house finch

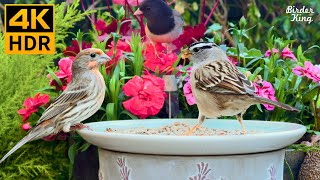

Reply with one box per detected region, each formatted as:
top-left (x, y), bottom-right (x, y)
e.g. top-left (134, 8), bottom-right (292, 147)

top-left (184, 42), bottom-right (299, 135)
top-left (0, 48), bottom-right (110, 163)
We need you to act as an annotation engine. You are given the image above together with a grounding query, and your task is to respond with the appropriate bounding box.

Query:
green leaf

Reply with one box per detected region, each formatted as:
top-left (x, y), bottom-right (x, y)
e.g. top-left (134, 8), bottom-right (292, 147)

top-left (46, 68), bottom-right (63, 87)
top-left (205, 23), bottom-right (222, 34)
top-left (68, 143), bottom-right (78, 165)
top-left (302, 86), bottom-right (320, 103)
top-left (116, 7), bottom-right (125, 20)
top-left (106, 103), bottom-right (115, 120)
top-left (120, 110), bottom-right (138, 119)
top-left (239, 16), bottom-right (247, 29)
top-left (79, 143), bottom-right (91, 152)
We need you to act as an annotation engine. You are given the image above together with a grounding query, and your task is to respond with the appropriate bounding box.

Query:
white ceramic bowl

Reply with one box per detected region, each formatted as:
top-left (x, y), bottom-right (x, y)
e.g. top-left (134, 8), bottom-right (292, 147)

top-left (77, 119), bottom-right (306, 155)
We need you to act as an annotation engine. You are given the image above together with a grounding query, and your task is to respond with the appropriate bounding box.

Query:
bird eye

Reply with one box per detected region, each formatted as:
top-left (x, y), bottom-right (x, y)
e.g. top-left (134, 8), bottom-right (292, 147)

top-left (193, 47), bottom-right (200, 52)
top-left (90, 53), bottom-right (96, 58)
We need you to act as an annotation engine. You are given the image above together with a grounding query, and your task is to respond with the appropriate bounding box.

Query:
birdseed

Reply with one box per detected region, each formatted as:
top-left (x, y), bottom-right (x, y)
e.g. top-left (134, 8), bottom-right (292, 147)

top-left (105, 122), bottom-right (258, 136)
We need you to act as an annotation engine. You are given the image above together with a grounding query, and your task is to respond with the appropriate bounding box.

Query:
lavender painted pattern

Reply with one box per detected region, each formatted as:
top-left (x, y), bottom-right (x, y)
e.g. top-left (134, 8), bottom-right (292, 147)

top-left (189, 162), bottom-right (212, 180)
top-left (268, 164), bottom-right (277, 180)
top-left (117, 157), bottom-right (131, 180)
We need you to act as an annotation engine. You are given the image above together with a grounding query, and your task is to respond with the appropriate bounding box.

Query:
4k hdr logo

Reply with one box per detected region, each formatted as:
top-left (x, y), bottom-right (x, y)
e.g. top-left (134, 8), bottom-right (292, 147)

top-left (4, 4), bottom-right (55, 54)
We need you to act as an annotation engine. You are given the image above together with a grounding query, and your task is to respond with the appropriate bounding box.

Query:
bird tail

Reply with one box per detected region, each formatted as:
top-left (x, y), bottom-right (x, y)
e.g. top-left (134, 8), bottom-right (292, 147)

top-left (0, 132), bottom-right (38, 164)
top-left (255, 96), bottom-right (299, 112)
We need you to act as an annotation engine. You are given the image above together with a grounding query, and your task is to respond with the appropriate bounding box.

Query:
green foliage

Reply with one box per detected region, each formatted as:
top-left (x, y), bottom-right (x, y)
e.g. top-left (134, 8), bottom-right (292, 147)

top-left (0, 0), bottom-right (90, 179)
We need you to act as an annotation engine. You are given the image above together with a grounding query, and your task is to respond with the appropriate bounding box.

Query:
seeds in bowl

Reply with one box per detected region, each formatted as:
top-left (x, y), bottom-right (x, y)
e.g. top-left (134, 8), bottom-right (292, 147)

top-left (105, 122), bottom-right (259, 136)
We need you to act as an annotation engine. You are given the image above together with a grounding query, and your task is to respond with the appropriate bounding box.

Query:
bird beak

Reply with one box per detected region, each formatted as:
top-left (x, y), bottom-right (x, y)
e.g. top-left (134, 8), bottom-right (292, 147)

top-left (98, 53), bottom-right (111, 64)
top-left (182, 48), bottom-right (192, 59)
top-left (134, 8), bottom-right (143, 15)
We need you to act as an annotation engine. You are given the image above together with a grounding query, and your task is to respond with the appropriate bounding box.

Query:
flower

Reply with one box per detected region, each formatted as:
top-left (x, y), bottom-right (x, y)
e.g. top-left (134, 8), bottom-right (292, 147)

top-left (106, 40), bottom-right (131, 62)
top-left (293, 61), bottom-right (320, 83)
top-left (264, 48), bottom-right (279, 57)
top-left (21, 122), bottom-right (31, 131)
top-left (227, 56), bottom-right (238, 65)
top-left (17, 93), bottom-right (50, 122)
top-left (173, 23), bottom-right (206, 50)
top-left (281, 47), bottom-right (297, 61)
top-left (94, 19), bottom-right (131, 42)
top-left (183, 79), bottom-right (196, 105)
top-left (112, 0), bottom-right (143, 6)
top-left (48, 57), bottom-right (75, 91)
top-left (254, 81), bottom-right (277, 111)
top-left (63, 40), bottom-right (92, 56)
top-left (122, 75), bottom-right (166, 118)
top-left (144, 43), bottom-right (178, 73)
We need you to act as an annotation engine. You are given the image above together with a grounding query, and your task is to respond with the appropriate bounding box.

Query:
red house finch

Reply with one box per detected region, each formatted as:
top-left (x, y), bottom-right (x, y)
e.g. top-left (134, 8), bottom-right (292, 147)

top-left (184, 42), bottom-right (299, 135)
top-left (0, 48), bottom-right (110, 163)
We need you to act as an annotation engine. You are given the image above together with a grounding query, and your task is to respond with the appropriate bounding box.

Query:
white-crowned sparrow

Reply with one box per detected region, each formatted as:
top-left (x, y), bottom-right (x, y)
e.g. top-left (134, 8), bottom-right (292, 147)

top-left (184, 42), bottom-right (299, 135)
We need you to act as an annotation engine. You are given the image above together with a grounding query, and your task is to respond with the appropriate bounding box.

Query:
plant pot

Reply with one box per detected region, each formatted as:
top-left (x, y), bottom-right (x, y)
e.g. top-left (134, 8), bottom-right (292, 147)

top-left (78, 119), bottom-right (306, 180)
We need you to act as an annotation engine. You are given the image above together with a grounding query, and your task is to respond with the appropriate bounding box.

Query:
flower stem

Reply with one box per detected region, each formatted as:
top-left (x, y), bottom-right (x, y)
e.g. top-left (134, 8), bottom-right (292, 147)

top-left (204, 0), bottom-right (220, 26)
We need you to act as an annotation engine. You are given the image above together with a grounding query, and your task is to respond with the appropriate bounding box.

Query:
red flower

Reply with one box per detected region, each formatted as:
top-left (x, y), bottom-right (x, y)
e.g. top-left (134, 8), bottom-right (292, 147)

top-left (47, 57), bottom-right (75, 91)
top-left (122, 75), bottom-right (166, 118)
top-left (173, 23), bottom-right (206, 50)
top-left (112, 0), bottom-right (143, 6)
top-left (17, 93), bottom-right (50, 122)
top-left (105, 40), bottom-right (131, 73)
top-left (95, 19), bottom-right (131, 42)
top-left (144, 43), bottom-right (178, 73)
top-left (63, 40), bottom-right (92, 56)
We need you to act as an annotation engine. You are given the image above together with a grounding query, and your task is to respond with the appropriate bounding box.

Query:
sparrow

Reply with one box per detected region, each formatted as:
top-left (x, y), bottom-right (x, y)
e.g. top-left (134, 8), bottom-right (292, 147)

top-left (184, 42), bottom-right (299, 135)
top-left (0, 48), bottom-right (110, 163)
top-left (134, 0), bottom-right (184, 46)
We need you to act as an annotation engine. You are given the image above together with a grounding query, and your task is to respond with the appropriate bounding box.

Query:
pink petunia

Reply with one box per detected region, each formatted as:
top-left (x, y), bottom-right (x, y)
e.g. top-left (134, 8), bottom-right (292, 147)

top-left (264, 48), bottom-right (279, 57)
top-left (183, 79), bottom-right (196, 105)
top-left (292, 61), bottom-right (320, 83)
top-left (281, 47), bottom-right (297, 61)
top-left (254, 81), bottom-right (277, 111)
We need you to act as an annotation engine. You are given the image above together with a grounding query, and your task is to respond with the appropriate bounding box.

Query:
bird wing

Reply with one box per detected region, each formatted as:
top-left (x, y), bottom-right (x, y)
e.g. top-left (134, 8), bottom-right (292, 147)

top-left (194, 61), bottom-right (255, 95)
top-left (35, 82), bottom-right (90, 126)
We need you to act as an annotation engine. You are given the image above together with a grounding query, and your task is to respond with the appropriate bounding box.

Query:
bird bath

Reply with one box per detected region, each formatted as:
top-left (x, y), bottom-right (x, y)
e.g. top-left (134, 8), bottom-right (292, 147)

top-left (78, 119), bottom-right (306, 180)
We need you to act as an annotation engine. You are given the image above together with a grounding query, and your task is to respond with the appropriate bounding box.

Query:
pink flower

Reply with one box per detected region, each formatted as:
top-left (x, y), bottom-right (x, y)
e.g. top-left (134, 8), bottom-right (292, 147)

top-left (176, 65), bottom-right (192, 77)
top-left (254, 81), bottom-right (277, 111)
top-left (112, 0), bottom-right (143, 6)
top-left (18, 93), bottom-right (50, 122)
top-left (264, 48), bottom-right (279, 57)
top-left (227, 56), bottom-right (238, 65)
top-left (144, 43), bottom-right (178, 73)
top-left (105, 40), bottom-right (131, 73)
top-left (63, 40), bottom-right (92, 56)
top-left (281, 47), bottom-right (297, 61)
top-left (122, 75), bottom-right (166, 118)
top-left (48, 57), bottom-right (75, 90)
top-left (183, 79), bottom-right (196, 105)
top-left (21, 122), bottom-right (31, 131)
top-left (293, 61), bottom-right (320, 83)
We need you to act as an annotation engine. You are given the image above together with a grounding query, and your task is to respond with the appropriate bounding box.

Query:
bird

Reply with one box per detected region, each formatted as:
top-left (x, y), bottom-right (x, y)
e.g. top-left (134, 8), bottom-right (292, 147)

top-left (184, 42), bottom-right (299, 135)
top-left (134, 0), bottom-right (184, 51)
top-left (0, 48), bottom-right (110, 163)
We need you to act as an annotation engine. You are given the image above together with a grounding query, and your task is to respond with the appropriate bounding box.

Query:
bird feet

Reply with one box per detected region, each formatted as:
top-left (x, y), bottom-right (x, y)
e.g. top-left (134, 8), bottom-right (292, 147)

top-left (183, 123), bottom-right (201, 136)
top-left (70, 123), bottom-right (92, 131)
